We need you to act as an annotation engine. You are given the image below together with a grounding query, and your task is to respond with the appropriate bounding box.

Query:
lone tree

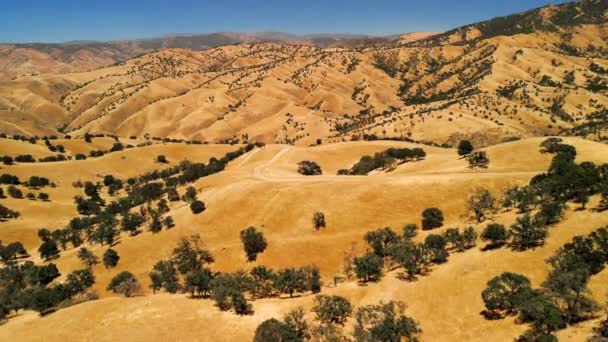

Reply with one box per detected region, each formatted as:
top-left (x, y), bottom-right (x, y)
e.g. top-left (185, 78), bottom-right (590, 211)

top-left (190, 200), bottom-right (206, 214)
top-left (467, 187), bottom-right (497, 223)
top-left (313, 295), bottom-right (353, 325)
top-left (103, 248), bottom-right (120, 268)
top-left (421, 208), bottom-right (444, 230)
top-left (156, 155), bottom-right (168, 163)
top-left (481, 223), bottom-right (509, 249)
top-left (107, 271), bottom-right (140, 297)
top-left (240, 227), bottom-right (268, 261)
top-left (313, 212), bottom-right (326, 230)
top-left (466, 151), bottom-right (490, 169)
top-left (297, 161), bottom-right (322, 176)
top-left (458, 140), bottom-right (474, 157)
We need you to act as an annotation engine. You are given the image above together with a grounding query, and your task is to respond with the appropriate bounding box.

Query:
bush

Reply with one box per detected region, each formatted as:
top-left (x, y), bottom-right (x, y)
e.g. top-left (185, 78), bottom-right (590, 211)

top-left (467, 151), bottom-right (490, 169)
top-left (190, 200), bottom-right (206, 214)
top-left (0, 204), bottom-right (20, 220)
top-left (421, 208), bottom-right (444, 230)
top-left (313, 295), bottom-right (352, 325)
top-left (7, 185), bottom-right (23, 199)
top-left (156, 155), bottom-right (168, 163)
top-left (2, 156), bottom-right (13, 165)
top-left (457, 140), bottom-right (474, 157)
top-left (240, 227), bottom-right (268, 261)
top-left (313, 212), bottom-right (326, 230)
top-left (75, 153), bottom-right (87, 160)
top-left (107, 271), bottom-right (140, 297)
top-left (298, 161), bottom-right (322, 175)
top-left (77, 247), bottom-right (98, 268)
top-left (38, 192), bottom-right (49, 201)
top-left (103, 248), bottom-right (120, 268)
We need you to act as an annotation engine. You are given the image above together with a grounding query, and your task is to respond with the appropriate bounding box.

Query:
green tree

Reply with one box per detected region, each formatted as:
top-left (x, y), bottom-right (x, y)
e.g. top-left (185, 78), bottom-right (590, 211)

top-left (183, 186), bottom-right (197, 203)
top-left (424, 234), bottom-right (449, 263)
top-left (481, 223), bottom-right (509, 249)
top-left (38, 240), bottom-right (59, 261)
top-left (457, 140), bottom-right (474, 157)
top-left (353, 301), bottom-right (421, 342)
top-left (190, 200), bottom-right (206, 214)
top-left (254, 319), bottom-right (298, 342)
top-left (240, 226), bottom-right (268, 262)
top-left (297, 161), bottom-right (322, 176)
top-left (313, 212), bottom-right (326, 230)
top-left (466, 151), bottom-right (490, 169)
top-left (103, 248), bottom-right (120, 268)
top-left (313, 295), bottom-right (353, 325)
top-left (149, 260), bottom-right (180, 293)
top-left (481, 272), bottom-right (532, 316)
top-left (77, 247), bottom-right (98, 268)
top-left (421, 208), bottom-right (444, 230)
top-left (107, 271), bottom-right (140, 297)
top-left (250, 266), bottom-right (276, 298)
top-left (353, 253), bottom-right (383, 282)
top-left (275, 268), bottom-right (307, 298)
top-left (467, 187), bottom-right (497, 223)
top-left (185, 268), bottom-right (213, 297)
top-left (509, 214), bottom-right (547, 250)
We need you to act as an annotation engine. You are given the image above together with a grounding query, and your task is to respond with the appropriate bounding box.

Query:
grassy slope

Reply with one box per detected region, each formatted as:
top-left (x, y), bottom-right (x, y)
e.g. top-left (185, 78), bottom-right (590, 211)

top-left (0, 137), bottom-right (607, 341)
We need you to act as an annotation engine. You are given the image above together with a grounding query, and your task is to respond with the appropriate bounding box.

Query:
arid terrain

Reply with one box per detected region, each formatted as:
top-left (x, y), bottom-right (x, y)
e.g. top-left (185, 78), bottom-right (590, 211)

top-left (1, 1), bottom-right (608, 341)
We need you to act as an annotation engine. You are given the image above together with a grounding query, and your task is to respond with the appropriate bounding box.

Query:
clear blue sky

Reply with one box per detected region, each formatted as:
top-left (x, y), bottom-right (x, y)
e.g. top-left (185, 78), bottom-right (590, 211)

top-left (0, 0), bottom-right (570, 43)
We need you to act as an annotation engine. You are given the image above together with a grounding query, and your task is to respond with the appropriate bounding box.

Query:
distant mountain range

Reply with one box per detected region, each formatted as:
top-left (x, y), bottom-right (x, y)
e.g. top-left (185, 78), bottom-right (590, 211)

top-left (0, 32), bottom-right (436, 80)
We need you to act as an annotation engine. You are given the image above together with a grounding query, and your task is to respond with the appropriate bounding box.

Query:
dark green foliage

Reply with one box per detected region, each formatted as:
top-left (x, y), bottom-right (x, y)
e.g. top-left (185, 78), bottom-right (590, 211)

top-left (107, 271), bottom-right (139, 297)
top-left (250, 266), bottom-right (276, 299)
top-left (149, 214), bottom-right (162, 233)
top-left (2, 156), bottom-right (13, 165)
top-left (185, 268), bottom-right (213, 297)
top-left (232, 291), bottom-right (253, 315)
top-left (75, 153), bottom-right (87, 160)
top-left (0, 204), bottom-right (20, 220)
top-left (0, 241), bottom-right (28, 263)
top-left (297, 160), bottom-right (322, 176)
top-left (103, 248), bottom-right (119, 268)
top-left (171, 235), bottom-right (214, 275)
top-left (275, 268), bottom-right (307, 298)
top-left (345, 148), bottom-right (426, 175)
top-left (120, 211), bottom-right (145, 235)
top-left (402, 224), bottom-right (418, 240)
top-left (77, 247), bottom-right (98, 268)
top-left (421, 208), bottom-right (443, 230)
top-left (26, 176), bottom-right (50, 188)
top-left (0, 173), bottom-right (20, 185)
top-left (167, 187), bottom-right (179, 201)
top-left (353, 301), bottom-right (421, 342)
top-left (163, 215), bottom-right (175, 229)
top-left (182, 186), bottom-right (197, 203)
top-left (509, 214), bottom-right (547, 250)
top-left (482, 272), bottom-right (532, 316)
top-left (466, 151), bottom-right (490, 169)
top-left (210, 272), bottom-right (251, 311)
top-left (424, 234), bottom-right (449, 263)
top-left (38, 192), bottom-right (49, 201)
top-left (353, 253), bottom-right (383, 282)
top-left (156, 155), bottom-right (168, 163)
top-left (364, 227), bottom-right (400, 258)
top-left (38, 240), bottom-right (59, 261)
top-left (7, 185), bottom-right (22, 199)
top-left (254, 318), bottom-right (298, 342)
top-left (387, 241), bottom-right (425, 280)
top-left (149, 260), bottom-right (180, 293)
top-left (457, 140), bottom-right (474, 157)
top-left (481, 223), bottom-right (509, 249)
top-left (240, 226), bottom-right (268, 262)
top-left (313, 295), bottom-right (352, 325)
top-left (190, 200), bottom-right (205, 214)
top-left (65, 268), bottom-right (95, 295)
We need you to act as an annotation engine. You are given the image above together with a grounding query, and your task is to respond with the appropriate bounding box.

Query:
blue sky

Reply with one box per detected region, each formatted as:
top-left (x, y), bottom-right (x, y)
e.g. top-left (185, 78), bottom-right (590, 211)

top-left (0, 0), bottom-right (570, 43)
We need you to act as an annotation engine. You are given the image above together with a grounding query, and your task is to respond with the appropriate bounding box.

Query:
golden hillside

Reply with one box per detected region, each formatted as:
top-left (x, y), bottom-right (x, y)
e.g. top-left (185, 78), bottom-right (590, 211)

top-left (0, 1), bottom-right (606, 146)
top-left (0, 136), bottom-right (607, 341)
